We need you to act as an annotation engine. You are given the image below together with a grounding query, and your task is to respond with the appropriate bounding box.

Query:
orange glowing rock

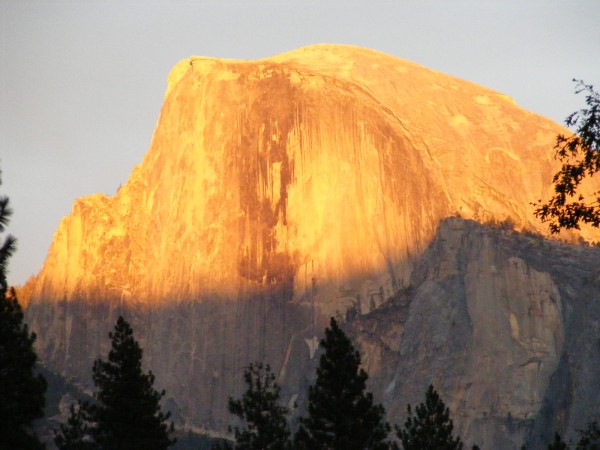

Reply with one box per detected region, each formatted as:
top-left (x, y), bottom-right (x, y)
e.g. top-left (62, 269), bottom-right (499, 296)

top-left (26, 44), bottom-right (599, 309)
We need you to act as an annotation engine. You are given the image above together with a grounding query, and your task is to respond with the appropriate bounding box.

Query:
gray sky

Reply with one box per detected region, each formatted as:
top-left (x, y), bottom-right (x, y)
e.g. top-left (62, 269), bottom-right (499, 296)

top-left (1, 0), bottom-right (599, 286)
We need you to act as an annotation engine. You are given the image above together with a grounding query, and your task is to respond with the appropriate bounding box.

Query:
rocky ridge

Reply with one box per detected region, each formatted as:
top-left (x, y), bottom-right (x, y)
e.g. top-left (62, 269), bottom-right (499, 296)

top-left (351, 218), bottom-right (600, 449)
top-left (25, 44), bottom-right (597, 309)
top-left (22, 45), bottom-right (600, 449)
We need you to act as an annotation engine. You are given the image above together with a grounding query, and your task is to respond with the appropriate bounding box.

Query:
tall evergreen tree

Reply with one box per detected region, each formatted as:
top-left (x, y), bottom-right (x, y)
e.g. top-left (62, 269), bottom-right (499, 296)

top-left (548, 432), bottom-right (568, 450)
top-left (90, 316), bottom-right (175, 450)
top-left (0, 169), bottom-right (16, 295)
top-left (0, 167), bottom-right (47, 450)
top-left (395, 385), bottom-right (463, 450)
top-left (295, 317), bottom-right (391, 450)
top-left (224, 362), bottom-right (291, 450)
top-left (54, 402), bottom-right (97, 450)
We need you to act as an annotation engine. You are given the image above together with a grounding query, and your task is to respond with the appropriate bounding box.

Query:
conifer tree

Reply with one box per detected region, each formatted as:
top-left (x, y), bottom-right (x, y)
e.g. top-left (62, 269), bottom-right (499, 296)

top-left (225, 362), bottom-right (291, 450)
top-left (0, 187), bottom-right (16, 294)
top-left (548, 432), bottom-right (567, 450)
top-left (0, 167), bottom-right (47, 450)
top-left (396, 385), bottom-right (463, 450)
top-left (90, 316), bottom-right (176, 450)
top-left (54, 402), bottom-right (96, 450)
top-left (295, 317), bottom-right (391, 450)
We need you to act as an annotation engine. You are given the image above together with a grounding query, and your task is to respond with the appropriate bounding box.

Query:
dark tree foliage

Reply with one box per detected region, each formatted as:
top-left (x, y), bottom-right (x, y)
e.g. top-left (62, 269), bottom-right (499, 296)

top-left (91, 316), bottom-right (175, 450)
top-left (0, 169), bottom-right (16, 295)
top-left (534, 80), bottom-right (600, 232)
top-left (0, 168), bottom-right (47, 450)
top-left (295, 317), bottom-right (391, 450)
top-left (224, 362), bottom-right (291, 450)
top-left (0, 289), bottom-right (48, 450)
top-left (396, 385), bottom-right (463, 450)
top-left (548, 432), bottom-right (568, 450)
top-left (575, 421), bottom-right (600, 450)
top-left (54, 402), bottom-right (97, 450)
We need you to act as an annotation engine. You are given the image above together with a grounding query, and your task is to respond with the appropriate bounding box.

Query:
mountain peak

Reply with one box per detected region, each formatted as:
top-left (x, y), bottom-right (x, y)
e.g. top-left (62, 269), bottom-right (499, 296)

top-left (24, 46), bottom-right (600, 449)
top-left (26, 46), bottom-right (600, 308)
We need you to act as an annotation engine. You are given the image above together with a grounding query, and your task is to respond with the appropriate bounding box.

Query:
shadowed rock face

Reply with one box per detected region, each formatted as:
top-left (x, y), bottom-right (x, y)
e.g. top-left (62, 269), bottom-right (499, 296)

top-left (351, 218), bottom-right (600, 449)
top-left (22, 45), bottom-right (600, 448)
top-left (27, 218), bottom-right (600, 449)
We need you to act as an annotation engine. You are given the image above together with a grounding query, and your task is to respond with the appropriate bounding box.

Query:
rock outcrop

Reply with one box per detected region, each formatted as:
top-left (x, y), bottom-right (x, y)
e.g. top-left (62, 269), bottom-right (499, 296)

top-left (351, 218), bottom-right (600, 449)
top-left (23, 45), bottom-right (600, 449)
top-left (25, 44), bottom-right (595, 309)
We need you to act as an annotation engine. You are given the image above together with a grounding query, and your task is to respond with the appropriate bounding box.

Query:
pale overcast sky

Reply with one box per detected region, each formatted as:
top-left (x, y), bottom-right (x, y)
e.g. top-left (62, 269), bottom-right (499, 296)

top-left (1, 0), bottom-right (599, 285)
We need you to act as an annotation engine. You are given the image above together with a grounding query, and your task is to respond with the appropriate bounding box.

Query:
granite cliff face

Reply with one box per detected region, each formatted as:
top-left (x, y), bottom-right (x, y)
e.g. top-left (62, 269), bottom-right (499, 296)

top-left (24, 45), bottom-right (600, 448)
top-left (27, 44), bottom-right (593, 308)
top-left (351, 218), bottom-right (600, 449)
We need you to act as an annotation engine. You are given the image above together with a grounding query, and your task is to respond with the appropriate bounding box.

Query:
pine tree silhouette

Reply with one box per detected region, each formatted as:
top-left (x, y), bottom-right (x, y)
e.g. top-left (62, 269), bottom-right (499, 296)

top-left (396, 385), bottom-right (463, 450)
top-left (295, 317), bottom-right (391, 450)
top-left (224, 362), bottom-right (291, 450)
top-left (0, 167), bottom-right (47, 450)
top-left (91, 316), bottom-right (176, 450)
